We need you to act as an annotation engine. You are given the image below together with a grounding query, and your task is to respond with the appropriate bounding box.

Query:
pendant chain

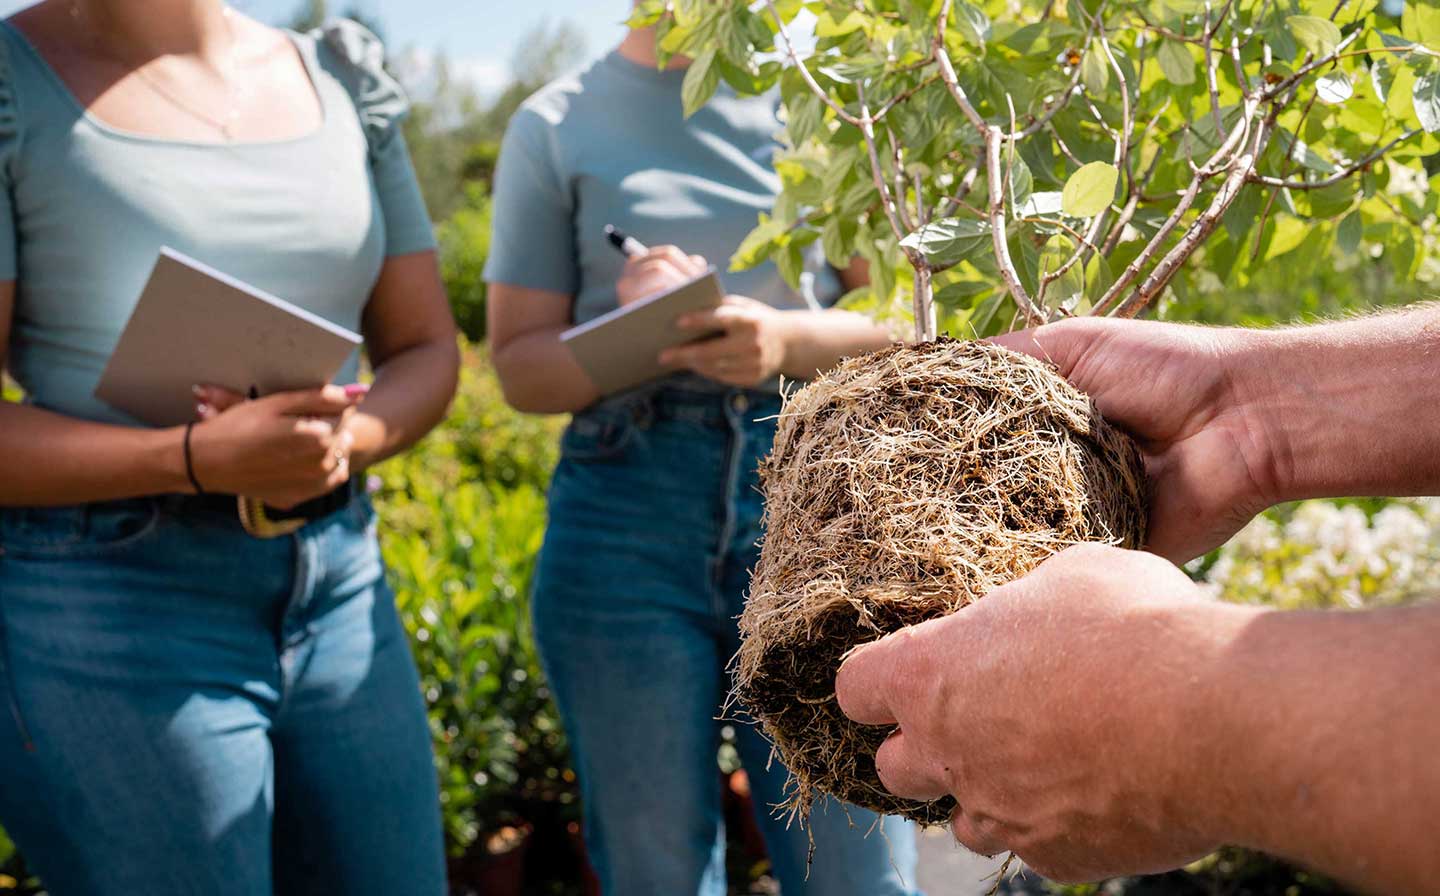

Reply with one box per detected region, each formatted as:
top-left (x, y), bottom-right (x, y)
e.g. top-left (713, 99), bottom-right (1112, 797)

top-left (72, 2), bottom-right (250, 140)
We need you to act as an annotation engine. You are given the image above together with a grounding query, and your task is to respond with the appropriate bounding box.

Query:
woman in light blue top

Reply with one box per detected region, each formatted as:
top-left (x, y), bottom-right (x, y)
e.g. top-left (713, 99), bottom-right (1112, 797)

top-left (486, 6), bottom-right (920, 895)
top-left (0, 2), bottom-right (458, 894)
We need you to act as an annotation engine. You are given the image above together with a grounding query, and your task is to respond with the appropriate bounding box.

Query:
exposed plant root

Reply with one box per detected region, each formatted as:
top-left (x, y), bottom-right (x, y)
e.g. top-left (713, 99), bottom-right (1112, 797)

top-left (734, 339), bottom-right (1147, 825)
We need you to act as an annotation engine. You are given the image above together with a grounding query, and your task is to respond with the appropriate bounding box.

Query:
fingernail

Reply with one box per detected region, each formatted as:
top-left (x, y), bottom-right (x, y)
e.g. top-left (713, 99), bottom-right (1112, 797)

top-left (344, 383), bottom-right (370, 399)
top-left (191, 385), bottom-right (206, 399)
top-left (196, 402), bottom-right (211, 417)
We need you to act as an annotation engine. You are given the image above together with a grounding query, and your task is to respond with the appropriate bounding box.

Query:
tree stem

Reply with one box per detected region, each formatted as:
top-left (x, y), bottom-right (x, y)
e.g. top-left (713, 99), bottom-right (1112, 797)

top-left (913, 264), bottom-right (936, 343)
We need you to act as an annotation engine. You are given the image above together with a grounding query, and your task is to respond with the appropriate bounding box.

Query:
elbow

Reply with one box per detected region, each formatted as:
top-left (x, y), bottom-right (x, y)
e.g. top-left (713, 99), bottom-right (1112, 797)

top-left (488, 350), bottom-right (541, 414)
top-left (495, 373), bottom-right (547, 414)
top-left (437, 336), bottom-right (462, 415)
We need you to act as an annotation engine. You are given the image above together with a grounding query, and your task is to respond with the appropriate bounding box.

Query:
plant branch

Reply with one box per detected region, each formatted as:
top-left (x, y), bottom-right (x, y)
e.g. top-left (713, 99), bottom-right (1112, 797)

top-left (1094, 95), bottom-right (1257, 314)
top-left (888, 130), bottom-right (917, 234)
top-left (984, 126), bottom-right (1047, 326)
top-left (1119, 106), bottom-right (1279, 317)
top-left (764, 0), bottom-right (861, 127)
top-left (1249, 128), bottom-right (1423, 189)
top-left (1204, 1), bottom-right (1226, 140)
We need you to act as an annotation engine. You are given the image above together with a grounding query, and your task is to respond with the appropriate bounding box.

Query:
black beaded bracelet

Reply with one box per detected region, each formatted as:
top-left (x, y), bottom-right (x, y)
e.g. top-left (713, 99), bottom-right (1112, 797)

top-left (183, 421), bottom-right (205, 496)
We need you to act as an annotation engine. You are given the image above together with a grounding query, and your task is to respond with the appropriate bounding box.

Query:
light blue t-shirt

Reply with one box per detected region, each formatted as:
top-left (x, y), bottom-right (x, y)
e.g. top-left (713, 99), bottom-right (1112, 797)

top-left (0, 19), bottom-right (436, 426)
top-left (484, 51), bottom-right (839, 336)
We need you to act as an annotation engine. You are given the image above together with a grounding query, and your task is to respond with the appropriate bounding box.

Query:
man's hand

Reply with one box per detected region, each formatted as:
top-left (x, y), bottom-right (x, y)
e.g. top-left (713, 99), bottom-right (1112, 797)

top-left (659, 295), bottom-right (791, 387)
top-left (835, 545), bottom-right (1248, 882)
top-left (992, 317), bottom-right (1281, 563)
top-left (615, 245), bottom-right (709, 305)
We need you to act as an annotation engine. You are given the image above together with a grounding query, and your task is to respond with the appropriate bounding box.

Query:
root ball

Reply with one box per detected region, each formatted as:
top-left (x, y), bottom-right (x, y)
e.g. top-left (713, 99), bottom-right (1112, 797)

top-left (735, 339), bottom-right (1147, 824)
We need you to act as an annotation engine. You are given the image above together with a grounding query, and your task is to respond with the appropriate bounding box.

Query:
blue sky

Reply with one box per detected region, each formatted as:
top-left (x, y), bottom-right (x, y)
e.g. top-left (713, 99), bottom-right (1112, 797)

top-left (0, 1), bottom-right (630, 95)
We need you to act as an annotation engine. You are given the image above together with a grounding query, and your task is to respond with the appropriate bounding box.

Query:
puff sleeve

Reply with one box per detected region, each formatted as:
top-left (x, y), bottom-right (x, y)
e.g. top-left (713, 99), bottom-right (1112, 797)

top-left (318, 19), bottom-right (436, 257)
top-left (0, 39), bottom-right (21, 281)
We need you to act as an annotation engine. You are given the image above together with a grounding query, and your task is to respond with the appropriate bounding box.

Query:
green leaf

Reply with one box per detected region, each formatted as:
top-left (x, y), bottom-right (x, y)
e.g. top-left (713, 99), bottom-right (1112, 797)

top-left (815, 10), bottom-right (866, 38)
top-left (1008, 157), bottom-right (1034, 210)
top-left (1336, 210), bottom-right (1363, 254)
top-left (954, 2), bottom-right (993, 46)
top-left (1061, 161), bottom-right (1119, 217)
top-left (1403, 0), bottom-right (1440, 50)
top-left (821, 215), bottom-right (856, 269)
top-left (1287, 15), bottom-right (1342, 58)
top-left (681, 48), bottom-right (720, 118)
top-left (776, 242), bottom-right (805, 288)
top-left (787, 93), bottom-right (823, 145)
top-left (1315, 70), bottom-right (1353, 105)
top-left (1387, 64), bottom-right (1420, 122)
top-left (730, 215), bottom-right (788, 271)
top-left (1018, 190), bottom-right (1065, 217)
top-left (1038, 234), bottom-right (1085, 308)
top-left (1414, 72), bottom-right (1440, 133)
top-left (1157, 39), bottom-right (1196, 85)
top-left (899, 218), bottom-right (993, 268)
top-left (1081, 43), bottom-right (1110, 93)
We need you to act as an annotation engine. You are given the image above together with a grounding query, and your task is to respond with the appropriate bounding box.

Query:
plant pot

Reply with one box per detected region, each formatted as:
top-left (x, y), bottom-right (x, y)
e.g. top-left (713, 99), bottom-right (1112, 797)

top-left (721, 769), bottom-right (770, 865)
top-left (448, 823), bottom-right (532, 896)
top-left (565, 821), bottom-right (602, 896)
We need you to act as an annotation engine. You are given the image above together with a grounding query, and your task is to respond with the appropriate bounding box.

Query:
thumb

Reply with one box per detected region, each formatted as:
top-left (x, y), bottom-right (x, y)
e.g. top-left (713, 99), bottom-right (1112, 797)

top-left (261, 385), bottom-right (360, 418)
top-left (834, 637), bottom-right (903, 727)
top-left (987, 321), bottom-right (1089, 379)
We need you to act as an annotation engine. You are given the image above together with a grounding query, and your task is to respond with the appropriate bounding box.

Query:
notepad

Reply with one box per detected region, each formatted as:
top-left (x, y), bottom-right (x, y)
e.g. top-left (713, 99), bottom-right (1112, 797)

top-left (95, 247), bottom-right (363, 427)
top-left (561, 267), bottom-right (725, 396)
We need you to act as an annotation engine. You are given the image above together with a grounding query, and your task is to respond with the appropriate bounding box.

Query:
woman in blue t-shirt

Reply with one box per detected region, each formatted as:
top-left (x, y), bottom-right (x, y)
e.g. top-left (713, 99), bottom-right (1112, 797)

top-left (485, 9), bottom-right (921, 895)
top-left (0, 2), bottom-right (458, 894)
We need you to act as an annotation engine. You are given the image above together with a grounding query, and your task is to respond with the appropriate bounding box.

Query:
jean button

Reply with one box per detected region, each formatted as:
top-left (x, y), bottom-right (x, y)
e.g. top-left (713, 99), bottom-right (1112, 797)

top-left (731, 393), bottom-right (749, 414)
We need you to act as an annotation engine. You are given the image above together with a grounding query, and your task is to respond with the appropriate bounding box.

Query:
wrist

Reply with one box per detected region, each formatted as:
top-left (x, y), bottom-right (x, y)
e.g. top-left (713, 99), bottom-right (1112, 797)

top-left (1231, 309), bottom-right (1440, 504)
top-left (1172, 600), bottom-right (1276, 847)
top-left (1218, 326), bottom-right (1309, 508)
top-left (147, 426), bottom-right (195, 495)
top-left (772, 309), bottom-right (806, 376)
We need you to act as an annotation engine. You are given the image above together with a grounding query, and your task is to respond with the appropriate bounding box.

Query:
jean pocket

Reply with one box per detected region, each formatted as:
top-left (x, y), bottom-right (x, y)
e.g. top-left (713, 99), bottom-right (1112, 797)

top-left (0, 500), bottom-right (161, 560)
top-left (561, 404), bottom-right (642, 463)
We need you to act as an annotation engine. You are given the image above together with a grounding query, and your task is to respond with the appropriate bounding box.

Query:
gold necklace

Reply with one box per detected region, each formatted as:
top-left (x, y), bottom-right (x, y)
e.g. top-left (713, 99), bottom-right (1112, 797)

top-left (74, 3), bottom-right (251, 140)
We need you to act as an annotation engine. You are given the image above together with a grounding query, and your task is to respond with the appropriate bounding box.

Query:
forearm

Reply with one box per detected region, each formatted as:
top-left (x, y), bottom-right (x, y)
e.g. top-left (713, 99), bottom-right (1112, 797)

top-left (0, 402), bottom-right (188, 506)
top-left (1197, 603), bottom-right (1440, 894)
top-left (491, 326), bottom-right (599, 414)
top-left (778, 309), bottom-right (894, 380)
top-left (347, 337), bottom-right (460, 469)
top-left (1242, 306), bottom-right (1440, 502)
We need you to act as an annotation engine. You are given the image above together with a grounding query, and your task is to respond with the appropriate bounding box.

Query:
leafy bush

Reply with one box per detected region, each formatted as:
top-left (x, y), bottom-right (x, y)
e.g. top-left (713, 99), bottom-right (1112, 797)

top-left (1203, 498), bottom-right (1440, 609)
top-left (373, 341), bottom-right (571, 862)
top-left (438, 185), bottom-right (493, 343)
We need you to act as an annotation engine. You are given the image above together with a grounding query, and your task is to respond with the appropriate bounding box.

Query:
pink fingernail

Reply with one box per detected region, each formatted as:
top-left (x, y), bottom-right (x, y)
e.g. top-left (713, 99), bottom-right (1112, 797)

top-left (344, 383), bottom-right (371, 399)
top-left (196, 402), bottom-right (211, 417)
top-left (191, 385), bottom-right (207, 399)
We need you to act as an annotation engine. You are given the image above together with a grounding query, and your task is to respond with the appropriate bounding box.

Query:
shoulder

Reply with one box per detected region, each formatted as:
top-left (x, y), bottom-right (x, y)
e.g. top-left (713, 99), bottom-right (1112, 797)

top-left (305, 18), bottom-right (408, 151)
top-left (0, 21), bottom-right (23, 168)
top-left (508, 53), bottom-right (623, 141)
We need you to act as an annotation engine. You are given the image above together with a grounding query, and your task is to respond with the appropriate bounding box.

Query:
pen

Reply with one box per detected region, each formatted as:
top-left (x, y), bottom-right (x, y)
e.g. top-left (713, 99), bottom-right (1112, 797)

top-left (604, 224), bottom-right (649, 259)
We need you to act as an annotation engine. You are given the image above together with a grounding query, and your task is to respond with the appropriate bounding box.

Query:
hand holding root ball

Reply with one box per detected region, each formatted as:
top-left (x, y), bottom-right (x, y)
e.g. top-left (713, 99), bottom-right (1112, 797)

top-left (992, 317), bottom-right (1283, 564)
top-left (835, 544), bottom-right (1235, 882)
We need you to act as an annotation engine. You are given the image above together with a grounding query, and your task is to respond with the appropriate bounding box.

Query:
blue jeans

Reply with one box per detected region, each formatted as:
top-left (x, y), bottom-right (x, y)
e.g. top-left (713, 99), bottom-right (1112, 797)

top-left (0, 493), bottom-right (444, 896)
top-left (534, 386), bottom-right (921, 896)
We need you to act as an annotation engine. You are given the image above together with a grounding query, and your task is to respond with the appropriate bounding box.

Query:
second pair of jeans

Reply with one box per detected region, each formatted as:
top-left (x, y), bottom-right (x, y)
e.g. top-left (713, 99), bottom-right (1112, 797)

top-left (533, 386), bottom-right (921, 896)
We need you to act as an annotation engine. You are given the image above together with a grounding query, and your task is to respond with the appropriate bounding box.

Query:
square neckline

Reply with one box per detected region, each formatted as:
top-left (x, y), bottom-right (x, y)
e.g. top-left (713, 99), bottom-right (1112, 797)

top-left (0, 18), bottom-right (330, 149)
